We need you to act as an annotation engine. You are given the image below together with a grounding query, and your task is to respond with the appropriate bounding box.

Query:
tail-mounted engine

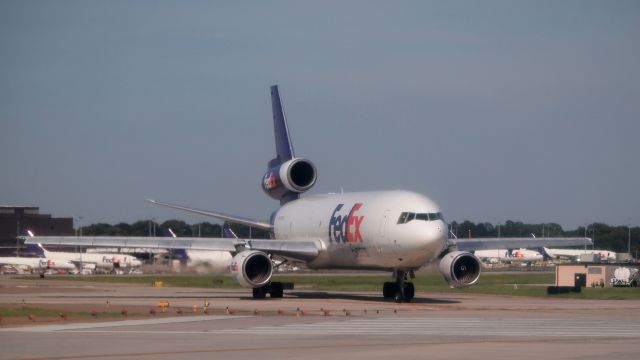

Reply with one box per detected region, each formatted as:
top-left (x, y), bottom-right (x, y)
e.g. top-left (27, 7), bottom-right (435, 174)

top-left (439, 251), bottom-right (481, 288)
top-left (262, 158), bottom-right (317, 201)
top-left (230, 250), bottom-right (273, 288)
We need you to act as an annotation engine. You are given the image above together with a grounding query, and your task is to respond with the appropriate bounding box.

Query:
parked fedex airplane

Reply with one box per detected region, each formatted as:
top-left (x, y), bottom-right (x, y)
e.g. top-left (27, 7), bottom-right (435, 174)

top-left (24, 243), bottom-right (143, 273)
top-left (473, 249), bottom-right (544, 264)
top-left (23, 85), bottom-right (591, 302)
top-left (541, 247), bottom-right (616, 262)
top-left (0, 256), bottom-right (76, 274)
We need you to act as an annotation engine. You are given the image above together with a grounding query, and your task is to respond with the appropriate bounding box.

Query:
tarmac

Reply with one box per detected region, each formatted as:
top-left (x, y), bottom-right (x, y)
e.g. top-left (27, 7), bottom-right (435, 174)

top-left (1, 276), bottom-right (639, 360)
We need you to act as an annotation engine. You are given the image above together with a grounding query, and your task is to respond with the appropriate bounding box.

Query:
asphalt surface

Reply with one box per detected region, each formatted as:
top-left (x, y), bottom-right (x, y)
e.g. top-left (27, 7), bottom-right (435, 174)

top-left (1, 276), bottom-right (639, 360)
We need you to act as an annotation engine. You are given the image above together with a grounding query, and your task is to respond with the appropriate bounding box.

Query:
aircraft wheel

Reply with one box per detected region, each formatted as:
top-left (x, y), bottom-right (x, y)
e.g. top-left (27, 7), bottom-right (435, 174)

top-left (403, 282), bottom-right (415, 302)
top-left (270, 282), bottom-right (284, 298)
top-left (383, 282), bottom-right (396, 299)
top-left (252, 286), bottom-right (267, 299)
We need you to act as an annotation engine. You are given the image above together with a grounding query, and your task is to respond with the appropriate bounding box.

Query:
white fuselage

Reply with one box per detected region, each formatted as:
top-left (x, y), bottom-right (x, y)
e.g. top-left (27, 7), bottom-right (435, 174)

top-left (0, 257), bottom-right (76, 272)
top-left (543, 248), bottom-right (616, 261)
top-left (273, 190), bottom-right (447, 271)
top-left (42, 251), bottom-right (142, 269)
top-left (474, 249), bottom-right (543, 263)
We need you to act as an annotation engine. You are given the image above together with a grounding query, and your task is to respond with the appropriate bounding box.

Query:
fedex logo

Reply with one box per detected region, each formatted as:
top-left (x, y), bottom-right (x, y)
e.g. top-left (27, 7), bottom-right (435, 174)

top-left (263, 171), bottom-right (277, 190)
top-left (329, 203), bottom-right (364, 243)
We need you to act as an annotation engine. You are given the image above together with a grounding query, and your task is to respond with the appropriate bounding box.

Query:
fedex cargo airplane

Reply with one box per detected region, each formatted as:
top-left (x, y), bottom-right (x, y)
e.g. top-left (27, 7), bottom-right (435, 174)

top-left (24, 85), bottom-right (591, 302)
top-left (24, 243), bottom-right (143, 273)
top-left (0, 256), bottom-right (76, 274)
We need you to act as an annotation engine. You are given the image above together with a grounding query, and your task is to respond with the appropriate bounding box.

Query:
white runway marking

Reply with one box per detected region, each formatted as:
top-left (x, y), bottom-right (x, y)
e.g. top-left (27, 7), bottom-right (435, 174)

top-left (0, 315), bottom-right (248, 333)
top-left (215, 317), bottom-right (640, 338)
top-left (4, 316), bottom-right (639, 338)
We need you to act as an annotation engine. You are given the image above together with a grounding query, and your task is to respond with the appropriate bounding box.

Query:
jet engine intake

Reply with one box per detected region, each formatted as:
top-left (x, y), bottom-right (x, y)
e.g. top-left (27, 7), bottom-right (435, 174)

top-left (262, 158), bottom-right (317, 200)
top-left (230, 250), bottom-right (273, 288)
top-left (439, 251), bottom-right (481, 288)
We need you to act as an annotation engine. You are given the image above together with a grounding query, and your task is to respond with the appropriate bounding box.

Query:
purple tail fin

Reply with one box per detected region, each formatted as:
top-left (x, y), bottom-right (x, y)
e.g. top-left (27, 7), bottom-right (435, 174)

top-left (223, 227), bottom-right (239, 239)
top-left (24, 243), bottom-right (46, 257)
top-left (163, 228), bottom-right (188, 264)
top-left (268, 85), bottom-right (295, 169)
top-left (172, 249), bottom-right (189, 264)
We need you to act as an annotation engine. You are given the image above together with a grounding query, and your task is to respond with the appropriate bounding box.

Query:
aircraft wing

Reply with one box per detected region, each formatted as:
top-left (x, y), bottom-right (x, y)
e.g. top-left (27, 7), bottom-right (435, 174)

top-left (147, 199), bottom-right (273, 231)
top-left (22, 236), bottom-right (320, 262)
top-left (451, 237), bottom-right (592, 251)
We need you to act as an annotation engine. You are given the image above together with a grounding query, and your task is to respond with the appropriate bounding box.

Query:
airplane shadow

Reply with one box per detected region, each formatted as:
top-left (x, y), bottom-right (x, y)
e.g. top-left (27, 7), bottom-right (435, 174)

top-left (285, 291), bottom-right (460, 304)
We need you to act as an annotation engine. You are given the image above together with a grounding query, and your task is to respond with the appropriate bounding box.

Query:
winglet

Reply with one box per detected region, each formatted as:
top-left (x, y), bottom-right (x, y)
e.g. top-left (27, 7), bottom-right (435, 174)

top-left (269, 85), bottom-right (295, 168)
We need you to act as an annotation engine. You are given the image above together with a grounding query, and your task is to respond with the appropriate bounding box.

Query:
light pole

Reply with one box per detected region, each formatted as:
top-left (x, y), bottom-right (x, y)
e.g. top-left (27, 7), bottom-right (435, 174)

top-left (76, 216), bottom-right (83, 237)
top-left (628, 222), bottom-right (632, 255)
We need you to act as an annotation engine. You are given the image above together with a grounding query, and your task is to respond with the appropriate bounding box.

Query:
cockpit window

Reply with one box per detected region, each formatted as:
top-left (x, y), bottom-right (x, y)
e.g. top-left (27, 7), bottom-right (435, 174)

top-left (398, 211), bottom-right (444, 224)
top-left (397, 212), bottom-right (408, 224)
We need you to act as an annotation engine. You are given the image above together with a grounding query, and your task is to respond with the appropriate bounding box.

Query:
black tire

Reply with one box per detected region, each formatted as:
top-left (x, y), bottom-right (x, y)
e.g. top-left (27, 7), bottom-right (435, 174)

top-left (383, 282), bottom-right (396, 299)
top-left (252, 286), bottom-right (267, 299)
top-left (403, 282), bottom-right (415, 302)
top-left (270, 282), bottom-right (284, 298)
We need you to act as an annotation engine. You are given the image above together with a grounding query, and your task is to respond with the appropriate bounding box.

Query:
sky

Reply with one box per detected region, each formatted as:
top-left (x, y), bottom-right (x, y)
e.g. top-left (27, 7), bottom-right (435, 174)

top-left (1, 1), bottom-right (639, 230)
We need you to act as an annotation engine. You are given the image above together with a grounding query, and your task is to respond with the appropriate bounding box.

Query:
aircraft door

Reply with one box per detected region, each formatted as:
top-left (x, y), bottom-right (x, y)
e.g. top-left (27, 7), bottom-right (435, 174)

top-left (377, 210), bottom-right (395, 257)
top-left (379, 210), bottom-right (389, 238)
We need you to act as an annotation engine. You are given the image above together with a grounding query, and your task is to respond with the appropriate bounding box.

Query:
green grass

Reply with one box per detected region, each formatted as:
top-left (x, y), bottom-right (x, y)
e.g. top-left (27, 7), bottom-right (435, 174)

top-left (0, 307), bottom-right (132, 319)
top-left (20, 272), bottom-right (640, 300)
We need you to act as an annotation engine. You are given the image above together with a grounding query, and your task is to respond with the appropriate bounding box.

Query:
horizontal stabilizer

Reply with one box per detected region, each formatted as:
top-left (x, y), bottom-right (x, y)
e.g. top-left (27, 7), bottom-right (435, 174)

top-left (147, 199), bottom-right (272, 231)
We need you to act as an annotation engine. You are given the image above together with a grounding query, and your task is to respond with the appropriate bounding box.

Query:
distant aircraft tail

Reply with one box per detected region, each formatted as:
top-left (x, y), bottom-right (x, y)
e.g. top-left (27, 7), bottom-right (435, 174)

top-left (540, 247), bottom-right (554, 260)
top-left (24, 243), bottom-right (48, 258)
top-left (223, 227), bottom-right (239, 239)
top-left (163, 228), bottom-right (189, 264)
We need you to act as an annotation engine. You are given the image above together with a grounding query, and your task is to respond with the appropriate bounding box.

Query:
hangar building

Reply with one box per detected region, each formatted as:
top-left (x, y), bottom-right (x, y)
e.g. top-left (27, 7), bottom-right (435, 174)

top-left (0, 206), bottom-right (73, 256)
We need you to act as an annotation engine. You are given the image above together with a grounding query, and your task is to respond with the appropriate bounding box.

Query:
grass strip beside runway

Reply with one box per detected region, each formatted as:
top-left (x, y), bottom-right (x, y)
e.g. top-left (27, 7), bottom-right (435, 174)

top-left (19, 272), bottom-right (640, 300)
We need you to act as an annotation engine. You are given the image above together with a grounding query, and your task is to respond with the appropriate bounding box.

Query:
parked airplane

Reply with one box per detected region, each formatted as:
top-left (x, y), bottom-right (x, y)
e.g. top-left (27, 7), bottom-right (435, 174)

top-left (0, 256), bottom-right (76, 274)
top-left (541, 247), bottom-right (616, 262)
top-left (24, 243), bottom-right (143, 273)
top-left (473, 249), bottom-right (543, 264)
top-left (23, 85), bottom-right (591, 302)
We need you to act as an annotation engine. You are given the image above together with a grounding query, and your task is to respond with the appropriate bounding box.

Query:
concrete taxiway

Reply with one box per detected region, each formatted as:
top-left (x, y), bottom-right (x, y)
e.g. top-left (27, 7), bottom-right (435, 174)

top-left (1, 276), bottom-right (639, 360)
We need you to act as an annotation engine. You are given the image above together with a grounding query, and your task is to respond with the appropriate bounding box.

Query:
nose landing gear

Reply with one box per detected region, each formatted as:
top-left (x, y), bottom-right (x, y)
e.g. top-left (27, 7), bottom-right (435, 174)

top-left (382, 270), bottom-right (415, 303)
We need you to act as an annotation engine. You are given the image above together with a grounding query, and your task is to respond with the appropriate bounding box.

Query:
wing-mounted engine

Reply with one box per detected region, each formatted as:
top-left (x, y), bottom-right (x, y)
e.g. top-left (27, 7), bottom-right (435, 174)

top-left (262, 158), bottom-right (317, 201)
top-left (439, 251), bottom-right (481, 288)
top-left (230, 250), bottom-right (273, 288)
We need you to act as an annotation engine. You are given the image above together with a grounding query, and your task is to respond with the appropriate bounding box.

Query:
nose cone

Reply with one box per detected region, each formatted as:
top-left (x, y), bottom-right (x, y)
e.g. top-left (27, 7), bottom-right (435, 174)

top-left (396, 220), bottom-right (448, 267)
top-left (430, 220), bottom-right (448, 251)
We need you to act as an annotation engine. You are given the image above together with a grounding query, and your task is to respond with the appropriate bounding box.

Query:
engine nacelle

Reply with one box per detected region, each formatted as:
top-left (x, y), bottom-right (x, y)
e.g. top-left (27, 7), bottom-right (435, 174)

top-left (439, 251), bottom-right (481, 288)
top-left (230, 250), bottom-right (273, 288)
top-left (262, 158), bottom-right (317, 200)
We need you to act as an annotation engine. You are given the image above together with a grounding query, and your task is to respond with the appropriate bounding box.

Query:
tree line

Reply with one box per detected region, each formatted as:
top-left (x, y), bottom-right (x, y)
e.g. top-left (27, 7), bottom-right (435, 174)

top-left (450, 220), bottom-right (639, 255)
top-left (80, 219), bottom-right (639, 255)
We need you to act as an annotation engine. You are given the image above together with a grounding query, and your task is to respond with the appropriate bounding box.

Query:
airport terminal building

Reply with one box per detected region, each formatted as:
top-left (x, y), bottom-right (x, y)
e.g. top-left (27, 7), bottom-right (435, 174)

top-left (0, 206), bottom-right (73, 256)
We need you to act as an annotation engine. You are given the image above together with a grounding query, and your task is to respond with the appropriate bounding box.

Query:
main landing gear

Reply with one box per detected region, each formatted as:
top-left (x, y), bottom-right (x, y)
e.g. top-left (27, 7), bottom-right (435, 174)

top-left (382, 270), bottom-right (415, 303)
top-left (252, 282), bottom-right (285, 299)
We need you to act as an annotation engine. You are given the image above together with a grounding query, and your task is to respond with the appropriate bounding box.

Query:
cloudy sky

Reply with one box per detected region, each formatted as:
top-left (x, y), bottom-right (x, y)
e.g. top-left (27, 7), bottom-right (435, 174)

top-left (1, 1), bottom-right (639, 229)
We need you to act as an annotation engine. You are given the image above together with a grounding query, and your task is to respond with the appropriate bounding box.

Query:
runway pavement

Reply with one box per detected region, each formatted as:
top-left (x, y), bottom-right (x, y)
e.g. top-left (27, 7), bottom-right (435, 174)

top-left (1, 276), bottom-right (639, 360)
